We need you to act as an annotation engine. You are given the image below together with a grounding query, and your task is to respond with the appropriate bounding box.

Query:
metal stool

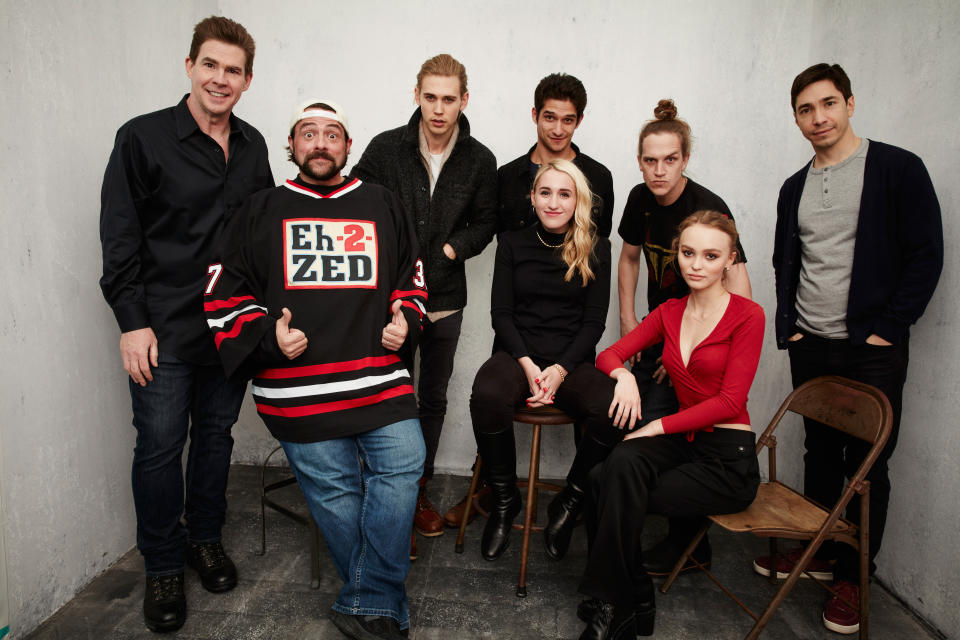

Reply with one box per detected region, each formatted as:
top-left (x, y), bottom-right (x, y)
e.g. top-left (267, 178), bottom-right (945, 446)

top-left (259, 445), bottom-right (321, 589)
top-left (454, 405), bottom-right (573, 597)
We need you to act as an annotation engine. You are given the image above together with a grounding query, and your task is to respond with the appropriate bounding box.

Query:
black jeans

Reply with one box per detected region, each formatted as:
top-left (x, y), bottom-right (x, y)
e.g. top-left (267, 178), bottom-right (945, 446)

top-left (579, 429), bottom-right (759, 607)
top-left (417, 310), bottom-right (463, 479)
top-left (129, 353), bottom-right (245, 575)
top-left (787, 331), bottom-right (909, 581)
top-left (470, 351), bottom-right (622, 463)
top-left (631, 343), bottom-right (680, 426)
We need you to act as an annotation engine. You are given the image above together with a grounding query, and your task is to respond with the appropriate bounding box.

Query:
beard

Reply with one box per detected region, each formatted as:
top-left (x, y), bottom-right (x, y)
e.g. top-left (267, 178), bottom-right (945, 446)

top-left (297, 150), bottom-right (346, 183)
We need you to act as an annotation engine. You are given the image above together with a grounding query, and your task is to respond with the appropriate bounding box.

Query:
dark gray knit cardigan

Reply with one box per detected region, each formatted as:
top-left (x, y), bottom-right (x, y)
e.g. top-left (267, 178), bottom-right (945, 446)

top-left (350, 110), bottom-right (497, 312)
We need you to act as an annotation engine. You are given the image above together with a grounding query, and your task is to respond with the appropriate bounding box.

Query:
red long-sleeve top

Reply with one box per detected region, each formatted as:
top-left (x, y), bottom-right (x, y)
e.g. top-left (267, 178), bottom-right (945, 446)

top-left (596, 294), bottom-right (765, 436)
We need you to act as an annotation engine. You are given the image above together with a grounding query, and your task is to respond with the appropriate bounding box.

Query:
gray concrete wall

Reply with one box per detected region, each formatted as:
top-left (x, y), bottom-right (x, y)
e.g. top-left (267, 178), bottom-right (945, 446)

top-left (0, 1), bottom-right (219, 636)
top-left (1, 0), bottom-right (956, 637)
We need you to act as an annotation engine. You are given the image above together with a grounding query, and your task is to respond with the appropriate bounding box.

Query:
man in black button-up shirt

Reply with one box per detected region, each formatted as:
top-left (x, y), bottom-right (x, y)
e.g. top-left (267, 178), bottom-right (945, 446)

top-left (99, 16), bottom-right (273, 633)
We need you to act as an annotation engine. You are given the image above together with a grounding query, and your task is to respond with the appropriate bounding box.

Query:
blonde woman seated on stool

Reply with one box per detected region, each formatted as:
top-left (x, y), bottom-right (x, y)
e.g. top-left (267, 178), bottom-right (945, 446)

top-left (470, 159), bottom-right (624, 562)
top-left (577, 211), bottom-right (765, 639)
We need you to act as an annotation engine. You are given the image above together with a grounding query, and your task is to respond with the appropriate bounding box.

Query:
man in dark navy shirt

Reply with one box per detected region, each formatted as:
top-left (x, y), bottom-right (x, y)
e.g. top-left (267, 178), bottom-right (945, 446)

top-left (99, 16), bottom-right (273, 633)
top-left (496, 73), bottom-right (614, 238)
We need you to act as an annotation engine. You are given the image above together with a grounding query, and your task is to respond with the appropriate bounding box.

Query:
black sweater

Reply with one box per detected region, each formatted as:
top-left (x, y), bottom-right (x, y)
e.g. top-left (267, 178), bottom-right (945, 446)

top-left (350, 110), bottom-right (497, 311)
top-left (491, 226), bottom-right (611, 372)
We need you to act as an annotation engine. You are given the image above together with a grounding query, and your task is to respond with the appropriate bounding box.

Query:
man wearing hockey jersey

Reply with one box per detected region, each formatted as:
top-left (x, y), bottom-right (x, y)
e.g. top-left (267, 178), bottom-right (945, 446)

top-left (205, 100), bottom-right (427, 640)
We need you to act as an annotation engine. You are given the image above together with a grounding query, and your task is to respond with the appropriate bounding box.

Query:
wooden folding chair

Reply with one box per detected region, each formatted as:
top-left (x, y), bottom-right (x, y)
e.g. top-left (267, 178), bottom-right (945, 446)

top-left (660, 375), bottom-right (892, 639)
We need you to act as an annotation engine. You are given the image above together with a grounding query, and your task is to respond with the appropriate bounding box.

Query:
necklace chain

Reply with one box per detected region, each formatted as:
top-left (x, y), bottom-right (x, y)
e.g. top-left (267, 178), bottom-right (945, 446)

top-left (536, 230), bottom-right (563, 249)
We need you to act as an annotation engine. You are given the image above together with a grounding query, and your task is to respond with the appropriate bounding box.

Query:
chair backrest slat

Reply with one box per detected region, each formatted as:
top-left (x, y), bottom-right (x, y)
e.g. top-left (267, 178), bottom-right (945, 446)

top-left (786, 376), bottom-right (887, 443)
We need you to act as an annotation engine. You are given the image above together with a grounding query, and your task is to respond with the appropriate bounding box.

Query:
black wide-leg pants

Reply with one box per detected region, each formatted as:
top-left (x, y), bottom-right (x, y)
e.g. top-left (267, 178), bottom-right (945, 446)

top-left (579, 429), bottom-right (760, 607)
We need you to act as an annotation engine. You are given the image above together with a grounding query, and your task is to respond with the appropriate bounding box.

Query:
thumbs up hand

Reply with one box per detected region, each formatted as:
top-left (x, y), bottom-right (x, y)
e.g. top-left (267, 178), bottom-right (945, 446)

top-left (276, 307), bottom-right (308, 359)
top-left (381, 300), bottom-right (408, 352)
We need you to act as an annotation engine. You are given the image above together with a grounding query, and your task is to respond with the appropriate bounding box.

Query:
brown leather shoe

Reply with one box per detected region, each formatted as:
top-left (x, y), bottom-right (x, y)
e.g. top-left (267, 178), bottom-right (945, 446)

top-left (409, 531), bottom-right (418, 561)
top-left (443, 481), bottom-right (492, 528)
top-left (414, 478), bottom-right (445, 537)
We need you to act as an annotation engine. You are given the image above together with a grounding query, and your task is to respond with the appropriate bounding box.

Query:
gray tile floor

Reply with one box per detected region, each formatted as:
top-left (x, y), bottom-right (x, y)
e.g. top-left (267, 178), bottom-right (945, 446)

top-left (26, 466), bottom-right (938, 640)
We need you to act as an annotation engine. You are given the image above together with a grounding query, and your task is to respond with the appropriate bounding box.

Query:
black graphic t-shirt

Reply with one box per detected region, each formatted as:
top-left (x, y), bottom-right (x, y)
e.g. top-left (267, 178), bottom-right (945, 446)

top-left (618, 178), bottom-right (747, 313)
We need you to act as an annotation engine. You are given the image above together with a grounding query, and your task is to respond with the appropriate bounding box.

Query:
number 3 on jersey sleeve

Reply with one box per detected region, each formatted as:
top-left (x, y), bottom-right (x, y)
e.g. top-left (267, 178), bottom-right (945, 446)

top-left (412, 258), bottom-right (425, 288)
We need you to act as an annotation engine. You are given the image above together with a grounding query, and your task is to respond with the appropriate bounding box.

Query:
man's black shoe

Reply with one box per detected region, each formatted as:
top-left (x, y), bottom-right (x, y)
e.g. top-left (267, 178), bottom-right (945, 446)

top-left (330, 610), bottom-right (408, 639)
top-left (143, 573), bottom-right (185, 633)
top-left (186, 541), bottom-right (237, 593)
top-left (643, 535), bottom-right (711, 576)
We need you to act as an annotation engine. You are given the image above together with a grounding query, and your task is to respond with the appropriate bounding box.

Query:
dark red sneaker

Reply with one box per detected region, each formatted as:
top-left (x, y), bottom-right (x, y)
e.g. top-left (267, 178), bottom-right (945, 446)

top-left (753, 547), bottom-right (834, 580)
top-left (823, 580), bottom-right (860, 634)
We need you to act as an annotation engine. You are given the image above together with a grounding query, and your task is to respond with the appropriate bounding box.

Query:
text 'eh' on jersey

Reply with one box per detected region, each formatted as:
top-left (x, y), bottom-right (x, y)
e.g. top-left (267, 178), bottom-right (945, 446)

top-left (204, 178), bottom-right (428, 443)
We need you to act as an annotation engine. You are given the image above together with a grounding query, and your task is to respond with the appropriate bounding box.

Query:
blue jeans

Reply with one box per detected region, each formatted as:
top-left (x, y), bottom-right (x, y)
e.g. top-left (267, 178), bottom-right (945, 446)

top-left (129, 352), bottom-right (245, 575)
top-left (280, 419), bottom-right (425, 628)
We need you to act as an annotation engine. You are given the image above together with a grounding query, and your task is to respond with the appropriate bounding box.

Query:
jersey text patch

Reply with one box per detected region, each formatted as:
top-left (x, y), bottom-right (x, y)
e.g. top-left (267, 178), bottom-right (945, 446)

top-left (284, 219), bottom-right (378, 289)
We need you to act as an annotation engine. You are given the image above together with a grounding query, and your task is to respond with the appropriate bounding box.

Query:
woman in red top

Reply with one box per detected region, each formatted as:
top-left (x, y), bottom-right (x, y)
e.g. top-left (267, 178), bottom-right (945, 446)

top-left (577, 211), bottom-right (765, 640)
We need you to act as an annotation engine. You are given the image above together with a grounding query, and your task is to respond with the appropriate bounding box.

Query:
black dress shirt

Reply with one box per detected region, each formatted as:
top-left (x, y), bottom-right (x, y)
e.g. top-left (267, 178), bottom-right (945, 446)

top-left (100, 95), bottom-right (274, 365)
top-left (496, 143), bottom-right (615, 238)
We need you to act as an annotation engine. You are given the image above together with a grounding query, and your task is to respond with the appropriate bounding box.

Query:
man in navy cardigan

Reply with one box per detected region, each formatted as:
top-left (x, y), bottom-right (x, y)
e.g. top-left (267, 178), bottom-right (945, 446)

top-left (766, 63), bottom-right (942, 635)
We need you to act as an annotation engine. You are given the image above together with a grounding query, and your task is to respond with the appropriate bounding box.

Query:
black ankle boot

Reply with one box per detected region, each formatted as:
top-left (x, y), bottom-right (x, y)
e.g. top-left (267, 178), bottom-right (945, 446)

top-left (578, 600), bottom-right (636, 640)
top-left (481, 480), bottom-right (521, 560)
top-left (474, 427), bottom-right (520, 561)
top-left (143, 573), bottom-right (186, 633)
top-left (544, 482), bottom-right (585, 560)
top-left (547, 433), bottom-right (616, 560)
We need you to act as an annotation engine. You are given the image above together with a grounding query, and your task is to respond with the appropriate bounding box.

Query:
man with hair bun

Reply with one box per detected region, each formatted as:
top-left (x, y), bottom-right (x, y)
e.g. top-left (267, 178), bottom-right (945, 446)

top-left (99, 16), bottom-right (273, 632)
top-left (351, 53), bottom-right (498, 560)
top-left (767, 63), bottom-right (942, 635)
top-left (615, 98), bottom-right (752, 578)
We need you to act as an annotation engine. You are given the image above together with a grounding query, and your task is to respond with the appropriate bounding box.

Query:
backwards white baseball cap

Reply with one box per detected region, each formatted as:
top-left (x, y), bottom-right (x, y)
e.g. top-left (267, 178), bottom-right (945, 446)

top-left (289, 99), bottom-right (350, 138)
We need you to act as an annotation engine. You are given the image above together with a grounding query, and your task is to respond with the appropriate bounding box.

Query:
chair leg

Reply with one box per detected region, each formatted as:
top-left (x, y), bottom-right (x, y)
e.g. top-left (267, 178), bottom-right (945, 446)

top-left (455, 456), bottom-right (483, 553)
top-left (517, 423), bottom-right (542, 598)
top-left (309, 518), bottom-right (321, 589)
top-left (747, 541), bottom-right (829, 639)
top-left (259, 449), bottom-right (275, 557)
top-left (660, 521), bottom-right (711, 593)
top-left (767, 537), bottom-right (780, 585)
top-left (859, 484), bottom-right (870, 640)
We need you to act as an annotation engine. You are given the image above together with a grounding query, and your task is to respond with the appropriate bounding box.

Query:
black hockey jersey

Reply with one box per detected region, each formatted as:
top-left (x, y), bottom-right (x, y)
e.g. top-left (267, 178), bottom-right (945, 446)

top-left (204, 178), bottom-right (428, 443)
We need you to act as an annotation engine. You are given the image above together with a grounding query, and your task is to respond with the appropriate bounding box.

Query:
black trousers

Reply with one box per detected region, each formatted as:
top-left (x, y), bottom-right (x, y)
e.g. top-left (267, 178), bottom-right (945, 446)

top-left (631, 343), bottom-right (680, 426)
top-left (788, 331), bottom-right (908, 581)
top-left (470, 351), bottom-right (623, 468)
top-left (579, 429), bottom-right (759, 607)
top-left (416, 310), bottom-right (463, 479)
